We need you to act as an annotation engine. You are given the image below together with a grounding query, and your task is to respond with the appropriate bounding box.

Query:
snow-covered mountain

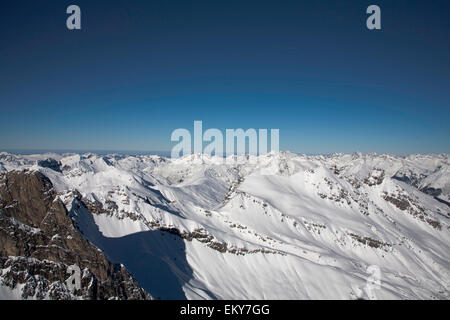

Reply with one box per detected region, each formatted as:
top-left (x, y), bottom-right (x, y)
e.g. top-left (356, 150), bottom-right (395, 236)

top-left (0, 151), bottom-right (449, 300)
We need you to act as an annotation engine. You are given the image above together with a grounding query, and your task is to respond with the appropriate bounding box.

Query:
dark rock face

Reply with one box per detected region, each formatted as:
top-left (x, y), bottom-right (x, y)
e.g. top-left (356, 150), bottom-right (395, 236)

top-left (0, 170), bottom-right (151, 300)
top-left (37, 158), bottom-right (62, 173)
top-left (419, 187), bottom-right (442, 198)
top-left (392, 169), bottom-right (427, 189)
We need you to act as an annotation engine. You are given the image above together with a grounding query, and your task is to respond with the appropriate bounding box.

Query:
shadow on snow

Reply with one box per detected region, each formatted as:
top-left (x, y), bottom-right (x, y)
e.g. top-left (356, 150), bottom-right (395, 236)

top-left (70, 198), bottom-right (202, 300)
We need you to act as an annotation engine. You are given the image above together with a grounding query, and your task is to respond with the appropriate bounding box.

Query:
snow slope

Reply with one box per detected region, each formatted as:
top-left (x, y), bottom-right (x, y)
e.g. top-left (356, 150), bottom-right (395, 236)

top-left (0, 151), bottom-right (448, 299)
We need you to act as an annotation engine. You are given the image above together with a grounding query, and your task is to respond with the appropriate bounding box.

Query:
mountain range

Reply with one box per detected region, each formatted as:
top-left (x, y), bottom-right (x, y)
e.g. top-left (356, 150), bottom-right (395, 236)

top-left (0, 151), bottom-right (448, 299)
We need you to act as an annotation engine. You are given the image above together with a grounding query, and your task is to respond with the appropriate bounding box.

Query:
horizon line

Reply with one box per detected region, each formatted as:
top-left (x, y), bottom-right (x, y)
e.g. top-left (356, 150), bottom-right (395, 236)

top-left (1, 149), bottom-right (449, 158)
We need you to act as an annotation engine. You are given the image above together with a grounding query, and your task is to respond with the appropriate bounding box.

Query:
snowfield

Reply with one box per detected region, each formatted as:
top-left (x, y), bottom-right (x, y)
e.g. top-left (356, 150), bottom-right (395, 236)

top-left (0, 151), bottom-right (449, 300)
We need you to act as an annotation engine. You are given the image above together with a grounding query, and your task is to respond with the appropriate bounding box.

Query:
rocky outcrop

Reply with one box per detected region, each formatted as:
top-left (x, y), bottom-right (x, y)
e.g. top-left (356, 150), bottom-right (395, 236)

top-left (392, 169), bottom-right (426, 188)
top-left (37, 158), bottom-right (62, 173)
top-left (382, 191), bottom-right (442, 230)
top-left (347, 232), bottom-right (392, 251)
top-left (0, 170), bottom-right (151, 300)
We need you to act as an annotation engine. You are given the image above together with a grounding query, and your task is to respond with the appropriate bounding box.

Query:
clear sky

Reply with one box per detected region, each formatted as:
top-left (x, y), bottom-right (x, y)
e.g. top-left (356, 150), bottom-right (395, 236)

top-left (1, 0), bottom-right (449, 154)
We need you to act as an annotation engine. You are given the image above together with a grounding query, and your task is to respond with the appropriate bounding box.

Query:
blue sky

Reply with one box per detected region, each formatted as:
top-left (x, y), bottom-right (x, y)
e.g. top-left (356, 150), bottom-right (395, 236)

top-left (0, 0), bottom-right (449, 154)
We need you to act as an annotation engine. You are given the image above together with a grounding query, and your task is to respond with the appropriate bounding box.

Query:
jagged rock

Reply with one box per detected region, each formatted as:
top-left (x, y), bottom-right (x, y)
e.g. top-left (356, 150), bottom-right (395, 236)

top-left (37, 158), bottom-right (62, 173)
top-left (0, 170), bottom-right (151, 300)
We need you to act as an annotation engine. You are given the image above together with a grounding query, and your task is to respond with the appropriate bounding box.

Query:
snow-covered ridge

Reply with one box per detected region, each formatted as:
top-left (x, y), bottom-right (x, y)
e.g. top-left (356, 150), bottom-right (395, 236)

top-left (0, 151), bottom-right (449, 299)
